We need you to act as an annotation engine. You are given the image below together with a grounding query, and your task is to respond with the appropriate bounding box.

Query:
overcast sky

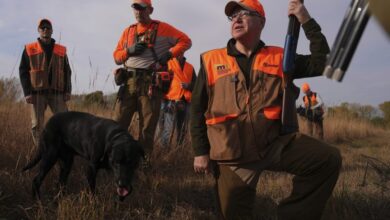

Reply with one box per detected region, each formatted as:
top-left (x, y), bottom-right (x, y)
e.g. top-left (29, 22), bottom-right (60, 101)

top-left (0, 0), bottom-right (389, 107)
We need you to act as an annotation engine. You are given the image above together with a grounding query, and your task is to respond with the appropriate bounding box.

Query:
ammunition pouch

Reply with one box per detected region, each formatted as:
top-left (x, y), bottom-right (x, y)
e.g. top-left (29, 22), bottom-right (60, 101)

top-left (116, 68), bottom-right (154, 96)
top-left (114, 68), bottom-right (128, 86)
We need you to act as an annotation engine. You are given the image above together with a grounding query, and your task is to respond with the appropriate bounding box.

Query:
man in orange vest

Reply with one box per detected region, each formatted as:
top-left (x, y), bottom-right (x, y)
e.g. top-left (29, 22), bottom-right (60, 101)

top-left (297, 83), bottom-right (324, 139)
top-left (157, 55), bottom-right (196, 147)
top-left (190, 0), bottom-right (341, 219)
top-left (112, 0), bottom-right (191, 167)
top-left (19, 18), bottom-right (71, 146)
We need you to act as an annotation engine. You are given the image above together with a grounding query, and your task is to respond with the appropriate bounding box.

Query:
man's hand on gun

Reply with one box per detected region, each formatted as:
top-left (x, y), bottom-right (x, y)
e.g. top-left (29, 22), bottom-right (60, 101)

top-left (288, 0), bottom-right (311, 24)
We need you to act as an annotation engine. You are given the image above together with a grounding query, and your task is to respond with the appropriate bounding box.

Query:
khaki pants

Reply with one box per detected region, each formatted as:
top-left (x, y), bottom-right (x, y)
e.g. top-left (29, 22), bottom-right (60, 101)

top-left (215, 133), bottom-right (342, 220)
top-left (113, 89), bottom-right (161, 155)
top-left (31, 93), bottom-right (68, 145)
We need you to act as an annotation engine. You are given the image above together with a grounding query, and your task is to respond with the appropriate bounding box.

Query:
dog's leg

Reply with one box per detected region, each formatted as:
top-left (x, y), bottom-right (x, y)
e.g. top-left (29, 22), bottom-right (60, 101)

top-left (58, 152), bottom-right (74, 195)
top-left (32, 155), bottom-right (58, 200)
top-left (86, 164), bottom-right (98, 193)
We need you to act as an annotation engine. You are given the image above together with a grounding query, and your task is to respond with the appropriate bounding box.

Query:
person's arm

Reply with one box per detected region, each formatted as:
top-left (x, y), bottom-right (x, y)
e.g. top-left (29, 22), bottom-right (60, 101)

top-left (190, 62), bottom-right (210, 156)
top-left (190, 59), bottom-right (211, 173)
top-left (19, 48), bottom-right (32, 99)
top-left (160, 22), bottom-right (192, 58)
top-left (184, 68), bottom-right (197, 92)
top-left (113, 27), bottom-right (131, 65)
top-left (289, 0), bottom-right (330, 79)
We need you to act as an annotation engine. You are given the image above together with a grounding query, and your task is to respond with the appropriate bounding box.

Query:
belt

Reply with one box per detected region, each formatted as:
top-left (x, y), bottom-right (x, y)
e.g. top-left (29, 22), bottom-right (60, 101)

top-left (31, 89), bottom-right (65, 94)
top-left (125, 68), bottom-right (153, 78)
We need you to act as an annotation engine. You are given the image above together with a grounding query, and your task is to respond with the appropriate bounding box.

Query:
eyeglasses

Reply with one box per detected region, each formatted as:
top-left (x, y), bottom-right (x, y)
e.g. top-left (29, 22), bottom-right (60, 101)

top-left (228, 10), bottom-right (261, 21)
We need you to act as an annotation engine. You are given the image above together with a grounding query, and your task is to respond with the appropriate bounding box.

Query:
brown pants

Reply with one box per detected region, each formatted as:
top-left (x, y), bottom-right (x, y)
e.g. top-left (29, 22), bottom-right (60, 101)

top-left (307, 119), bottom-right (324, 140)
top-left (31, 93), bottom-right (68, 145)
top-left (113, 89), bottom-right (161, 155)
top-left (215, 134), bottom-right (342, 220)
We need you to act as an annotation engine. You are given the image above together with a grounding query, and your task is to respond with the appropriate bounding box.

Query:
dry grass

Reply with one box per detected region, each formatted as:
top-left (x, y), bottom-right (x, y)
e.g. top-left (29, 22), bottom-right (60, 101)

top-left (0, 102), bottom-right (389, 219)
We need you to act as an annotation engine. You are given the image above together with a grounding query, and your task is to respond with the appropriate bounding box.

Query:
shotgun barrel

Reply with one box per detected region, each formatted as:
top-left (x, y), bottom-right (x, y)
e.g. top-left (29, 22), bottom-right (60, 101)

top-left (323, 0), bottom-right (371, 82)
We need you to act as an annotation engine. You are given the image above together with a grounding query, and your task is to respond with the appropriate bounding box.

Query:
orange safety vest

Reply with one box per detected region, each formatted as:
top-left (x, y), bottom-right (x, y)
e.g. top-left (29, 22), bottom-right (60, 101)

top-left (202, 46), bottom-right (286, 162)
top-left (25, 41), bottom-right (67, 91)
top-left (303, 92), bottom-right (319, 108)
top-left (165, 58), bottom-right (194, 103)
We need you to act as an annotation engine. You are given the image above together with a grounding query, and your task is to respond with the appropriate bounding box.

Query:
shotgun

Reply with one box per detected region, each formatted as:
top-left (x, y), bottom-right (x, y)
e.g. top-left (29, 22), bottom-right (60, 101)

top-left (323, 0), bottom-right (370, 82)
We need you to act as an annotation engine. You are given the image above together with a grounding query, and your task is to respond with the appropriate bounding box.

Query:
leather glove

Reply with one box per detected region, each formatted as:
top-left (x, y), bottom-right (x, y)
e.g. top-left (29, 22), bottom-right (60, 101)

top-left (158, 51), bottom-right (172, 66)
top-left (127, 42), bottom-right (147, 56)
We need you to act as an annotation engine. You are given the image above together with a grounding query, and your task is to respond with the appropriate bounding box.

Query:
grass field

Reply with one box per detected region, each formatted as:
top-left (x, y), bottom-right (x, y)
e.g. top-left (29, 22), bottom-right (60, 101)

top-left (0, 102), bottom-right (389, 220)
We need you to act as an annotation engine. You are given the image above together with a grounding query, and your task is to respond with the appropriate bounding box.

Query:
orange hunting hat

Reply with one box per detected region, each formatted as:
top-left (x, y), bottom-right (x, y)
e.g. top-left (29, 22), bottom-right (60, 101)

top-left (132, 0), bottom-right (152, 8)
top-left (225, 0), bottom-right (265, 18)
top-left (301, 83), bottom-right (311, 93)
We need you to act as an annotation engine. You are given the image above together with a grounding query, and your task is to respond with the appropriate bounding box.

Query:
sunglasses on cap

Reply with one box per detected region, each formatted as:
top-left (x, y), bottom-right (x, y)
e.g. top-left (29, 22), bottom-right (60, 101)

top-left (132, 3), bottom-right (148, 11)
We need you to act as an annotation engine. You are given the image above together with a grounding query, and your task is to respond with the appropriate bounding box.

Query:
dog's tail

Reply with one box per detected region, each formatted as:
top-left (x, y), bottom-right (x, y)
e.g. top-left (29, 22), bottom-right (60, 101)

top-left (22, 132), bottom-right (45, 172)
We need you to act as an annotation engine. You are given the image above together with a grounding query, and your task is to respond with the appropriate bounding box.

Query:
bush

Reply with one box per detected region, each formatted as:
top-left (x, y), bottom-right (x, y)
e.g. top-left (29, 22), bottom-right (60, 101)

top-left (379, 101), bottom-right (390, 127)
top-left (83, 91), bottom-right (106, 107)
top-left (0, 77), bottom-right (22, 103)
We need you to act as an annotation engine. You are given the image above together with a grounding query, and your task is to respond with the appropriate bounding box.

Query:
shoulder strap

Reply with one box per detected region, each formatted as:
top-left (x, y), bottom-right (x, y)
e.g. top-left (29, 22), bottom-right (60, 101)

top-left (148, 21), bottom-right (160, 62)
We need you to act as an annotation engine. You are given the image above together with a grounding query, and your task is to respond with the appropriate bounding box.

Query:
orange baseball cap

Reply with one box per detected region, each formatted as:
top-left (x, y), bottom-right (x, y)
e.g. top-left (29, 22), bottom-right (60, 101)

top-left (132, 0), bottom-right (152, 8)
top-left (225, 0), bottom-right (265, 18)
top-left (301, 83), bottom-right (310, 93)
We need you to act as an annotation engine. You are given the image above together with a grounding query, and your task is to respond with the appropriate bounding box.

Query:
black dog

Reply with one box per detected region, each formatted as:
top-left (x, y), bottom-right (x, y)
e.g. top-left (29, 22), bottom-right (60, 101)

top-left (22, 111), bottom-right (144, 200)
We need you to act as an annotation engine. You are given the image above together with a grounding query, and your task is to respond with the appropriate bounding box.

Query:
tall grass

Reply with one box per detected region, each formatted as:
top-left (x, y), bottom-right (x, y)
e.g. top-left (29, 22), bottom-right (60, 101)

top-left (0, 102), bottom-right (389, 219)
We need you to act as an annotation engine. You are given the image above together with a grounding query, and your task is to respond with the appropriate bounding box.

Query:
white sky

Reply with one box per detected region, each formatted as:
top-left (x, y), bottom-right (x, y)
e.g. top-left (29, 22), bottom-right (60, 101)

top-left (0, 0), bottom-right (389, 106)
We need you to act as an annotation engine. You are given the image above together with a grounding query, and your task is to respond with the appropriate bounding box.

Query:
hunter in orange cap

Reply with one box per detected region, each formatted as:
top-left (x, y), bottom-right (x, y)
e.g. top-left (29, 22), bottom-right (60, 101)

top-left (191, 0), bottom-right (340, 219)
top-left (19, 18), bottom-right (72, 146)
top-left (298, 83), bottom-right (324, 139)
top-left (113, 0), bottom-right (191, 169)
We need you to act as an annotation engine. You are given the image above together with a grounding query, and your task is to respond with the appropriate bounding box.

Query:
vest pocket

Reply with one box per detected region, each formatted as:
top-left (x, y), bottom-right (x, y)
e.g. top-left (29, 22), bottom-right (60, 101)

top-left (207, 118), bottom-right (241, 160)
top-left (30, 70), bottom-right (48, 89)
